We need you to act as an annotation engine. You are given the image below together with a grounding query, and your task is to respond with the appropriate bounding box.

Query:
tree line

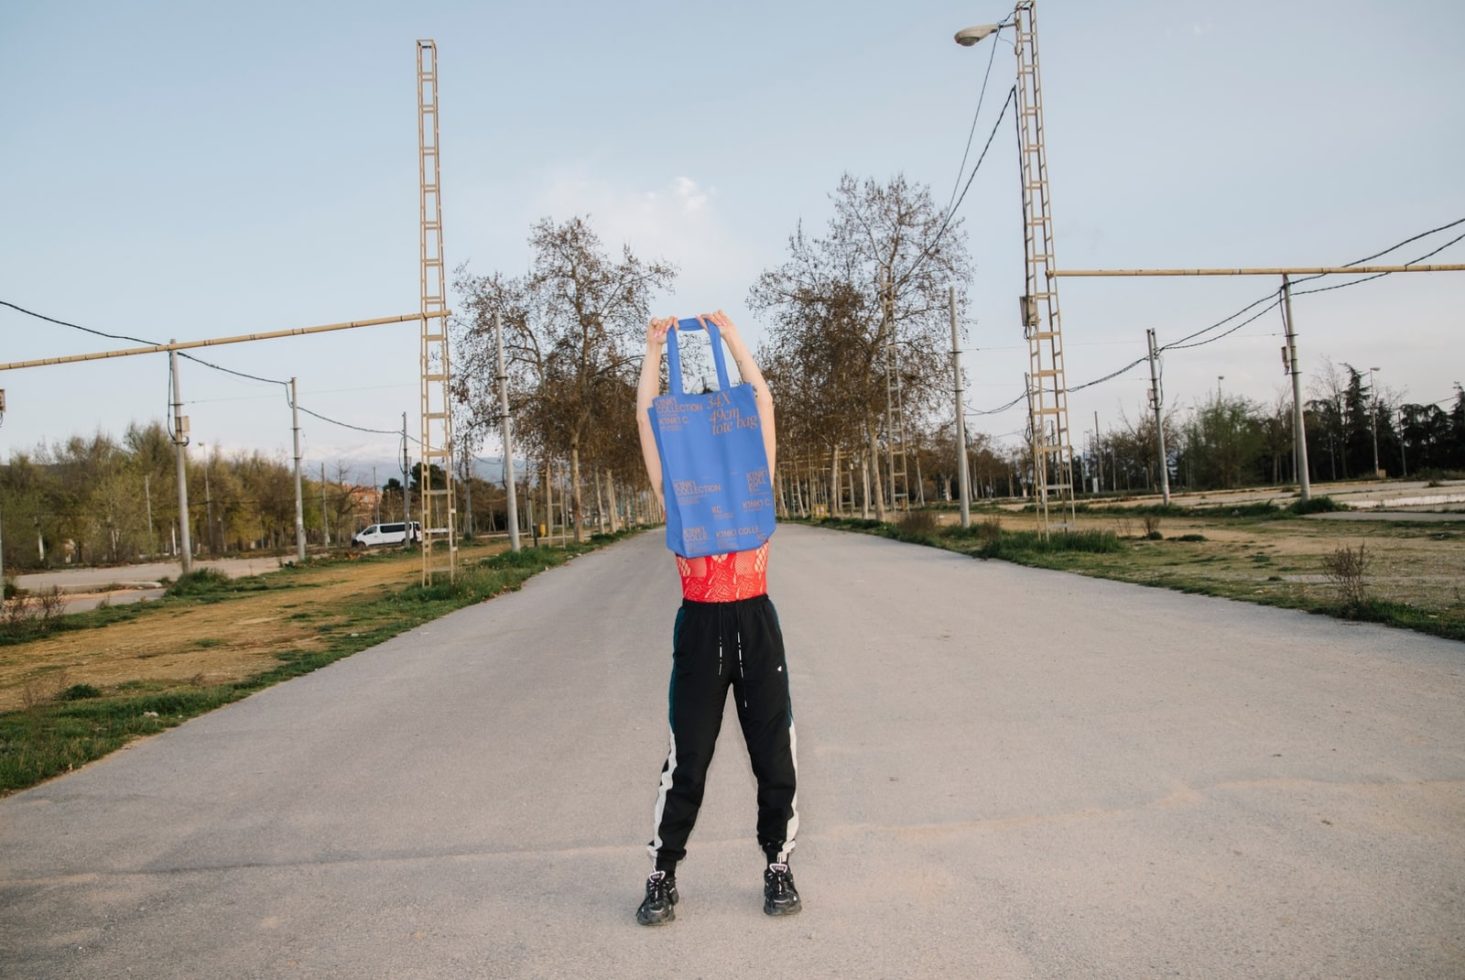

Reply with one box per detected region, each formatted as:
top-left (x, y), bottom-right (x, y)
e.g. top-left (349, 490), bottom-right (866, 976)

top-left (1068, 362), bottom-right (1464, 497)
top-left (0, 424), bottom-right (544, 572)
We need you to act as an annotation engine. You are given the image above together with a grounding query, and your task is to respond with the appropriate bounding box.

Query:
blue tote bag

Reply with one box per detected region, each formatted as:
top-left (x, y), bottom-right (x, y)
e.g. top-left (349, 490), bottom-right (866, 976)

top-left (649, 317), bottom-right (776, 558)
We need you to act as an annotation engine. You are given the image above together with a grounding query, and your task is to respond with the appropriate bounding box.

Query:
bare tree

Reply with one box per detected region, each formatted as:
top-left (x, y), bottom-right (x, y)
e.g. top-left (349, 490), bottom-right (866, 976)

top-left (455, 219), bottom-right (674, 543)
top-left (750, 174), bottom-right (972, 520)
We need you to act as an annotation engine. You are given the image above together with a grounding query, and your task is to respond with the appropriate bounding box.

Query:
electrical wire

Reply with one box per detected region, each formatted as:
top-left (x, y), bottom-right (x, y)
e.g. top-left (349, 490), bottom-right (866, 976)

top-left (178, 353), bottom-right (285, 387)
top-left (966, 392), bottom-right (1026, 416)
top-left (297, 405), bottom-right (403, 438)
top-left (958, 216), bottom-right (1465, 415)
top-left (1163, 295), bottom-right (1282, 351)
top-left (1154, 217), bottom-right (1465, 352)
top-left (899, 85), bottom-right (1019, 290)
top-left (1290, 229), bottom-right (1465, 297)
top-left (3, 297), bottom-right (415, 442)
top-left (1289, 216), bottom-right (1465, 286)
top-left (1068, 357), bottom-right (1149, 393)
top-left (944, 25), bottom-right (1003, 218)
top-left (0, 299), bottom-right (155, 346)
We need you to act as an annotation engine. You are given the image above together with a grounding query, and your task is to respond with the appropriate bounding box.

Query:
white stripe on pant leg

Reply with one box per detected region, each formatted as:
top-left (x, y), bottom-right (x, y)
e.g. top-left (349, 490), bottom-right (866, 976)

top-left (648, 726), bottom-right (679, 862)
top-left (775, 720), bottom-right (799, 863)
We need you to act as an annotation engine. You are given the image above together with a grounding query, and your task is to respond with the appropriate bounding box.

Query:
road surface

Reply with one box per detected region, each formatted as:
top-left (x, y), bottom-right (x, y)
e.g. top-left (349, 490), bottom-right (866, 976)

top-left (2, 525), bottom-right (1462, 978)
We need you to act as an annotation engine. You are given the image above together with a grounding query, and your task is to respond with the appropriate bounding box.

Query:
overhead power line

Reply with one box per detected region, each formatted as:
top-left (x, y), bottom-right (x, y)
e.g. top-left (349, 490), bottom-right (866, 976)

top-left (2, 298), bottom-right (415, 442)
top-left (965, 216), bottom-right (1465, 415)
top-left (944, 24), bottom-right (1004, 218)
top-left (901, 85), bottom-right (1019, 290)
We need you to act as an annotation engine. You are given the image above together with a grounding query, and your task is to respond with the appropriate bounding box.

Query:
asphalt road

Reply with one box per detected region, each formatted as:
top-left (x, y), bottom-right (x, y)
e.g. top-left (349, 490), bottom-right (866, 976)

top-left (2, 525), bottom-right (1462, 978)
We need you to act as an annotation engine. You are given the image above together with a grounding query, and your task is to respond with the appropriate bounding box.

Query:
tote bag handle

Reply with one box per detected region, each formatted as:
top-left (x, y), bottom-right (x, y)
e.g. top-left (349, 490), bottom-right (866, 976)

top-left (665, 316), bottom-right (734, 396)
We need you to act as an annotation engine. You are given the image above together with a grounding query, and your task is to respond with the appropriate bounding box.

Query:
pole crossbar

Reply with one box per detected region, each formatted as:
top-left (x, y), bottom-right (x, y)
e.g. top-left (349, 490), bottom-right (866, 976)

top-left (1051, 264), bottom-right (1465, 278)
top-left (0, 311), bottom-right (449, 372)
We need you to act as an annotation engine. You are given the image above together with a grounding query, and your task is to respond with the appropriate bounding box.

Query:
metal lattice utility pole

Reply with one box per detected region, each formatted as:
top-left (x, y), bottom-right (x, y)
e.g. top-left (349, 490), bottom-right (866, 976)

top-left (417, 38), bottom-right (457, 582)
top-left (169, 344), bottom-right (194, 574)
top-left (949, 286), bottom-right (970, 527)
top-left (885, 343), bottom-right (912, 511)
top-left (290, 377), bottom-right (306, 562)
top-left (1145, 329), bottom-right (1171, 505)
top-left (1013, 0), bottom-right (1076, 534)
top-left (495, 310), bottom-right (521, 552)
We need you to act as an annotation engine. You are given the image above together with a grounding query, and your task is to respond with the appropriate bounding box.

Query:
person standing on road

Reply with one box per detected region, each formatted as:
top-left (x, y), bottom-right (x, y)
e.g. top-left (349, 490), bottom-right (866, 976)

top-left (632, 310), bottom-right (801, 926)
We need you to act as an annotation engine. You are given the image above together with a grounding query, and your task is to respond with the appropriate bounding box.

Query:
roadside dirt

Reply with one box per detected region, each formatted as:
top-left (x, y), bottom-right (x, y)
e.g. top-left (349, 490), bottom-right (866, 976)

top-left (0, 545), bottom-right (505, 712)
top-left (953, 507), bottom-right (1464, 616)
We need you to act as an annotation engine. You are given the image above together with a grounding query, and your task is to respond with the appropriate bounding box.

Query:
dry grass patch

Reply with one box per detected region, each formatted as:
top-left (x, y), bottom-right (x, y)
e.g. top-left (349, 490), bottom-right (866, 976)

top-left (0, 547), bottom-right (499, 712)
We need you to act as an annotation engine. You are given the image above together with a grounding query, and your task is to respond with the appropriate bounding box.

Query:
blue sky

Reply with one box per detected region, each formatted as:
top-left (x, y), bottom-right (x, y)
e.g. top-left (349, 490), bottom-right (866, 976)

top-left (2, 0), bottom-right (1462, 478)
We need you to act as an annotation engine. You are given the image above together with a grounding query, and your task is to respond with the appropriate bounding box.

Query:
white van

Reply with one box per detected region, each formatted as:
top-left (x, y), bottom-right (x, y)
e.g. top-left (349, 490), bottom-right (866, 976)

top-left (352, 522), bottom-right (421, 548)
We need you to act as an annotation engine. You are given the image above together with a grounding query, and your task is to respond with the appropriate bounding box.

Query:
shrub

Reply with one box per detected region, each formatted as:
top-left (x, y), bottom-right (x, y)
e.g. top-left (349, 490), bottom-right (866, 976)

top-left (1142, 514), bottom-right (1163, 538)
top-left (2, 576), bottom-right (16, 600)
top-left (1, 586), bottom-right (67, 638)
top-left (484, 546), bottom-right (561, 570)
top-left (1176, 533), bottom-right (1208, 543)
top-left (165, 568), bottom-right (232, 597)
top-left (978, 528), bottom-right (1122, 559)
top-left (821, 517), bottom-right (885, 531)
top-left (1290, 495), bottom-right (1345, 516)
top-left (895, 510), bottom-right (938, 541)
top-left (36, 586), bottom-right (67, 619)
top-left (939, 516), bottom-right (1003, 547)
top-left (59, 683), bottom-right (103, 701)
top-left (1321, 542), bottom-right (1369, 607)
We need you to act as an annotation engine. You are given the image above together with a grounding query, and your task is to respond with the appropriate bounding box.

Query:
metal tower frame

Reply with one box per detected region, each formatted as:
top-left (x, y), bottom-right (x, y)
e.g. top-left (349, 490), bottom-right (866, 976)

top-left (417, 39), bottom-right (457, 582)
top-left (1014, 0), bottom-right (1076, 533)
top-left (879, 279), bottom-right (912, 513)
top-left (884, 342), bottom-right (912, 511)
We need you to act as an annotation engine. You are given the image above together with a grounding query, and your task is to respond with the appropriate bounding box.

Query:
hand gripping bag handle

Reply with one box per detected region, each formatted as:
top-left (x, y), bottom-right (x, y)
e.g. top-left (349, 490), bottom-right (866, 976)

top-left (664, 316), bottom-right (734, 395)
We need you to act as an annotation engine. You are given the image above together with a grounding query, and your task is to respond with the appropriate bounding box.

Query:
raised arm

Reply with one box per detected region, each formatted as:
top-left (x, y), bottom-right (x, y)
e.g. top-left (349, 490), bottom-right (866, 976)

top-left (704, 310), bottom-right (776, 476)
top-left (636, 317), bottom-right (676, 510)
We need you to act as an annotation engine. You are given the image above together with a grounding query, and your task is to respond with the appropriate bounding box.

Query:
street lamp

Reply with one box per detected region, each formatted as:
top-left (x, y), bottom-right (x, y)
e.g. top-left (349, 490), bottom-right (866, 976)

top-left (1368, 366), bottom-right (1381, 478)
top-left (1217, 375), bottom-right (1225, 400)
top-left (954, 2), bottom-right (1079, 534)
top-left (954, 23), bottom-right (1002, 46)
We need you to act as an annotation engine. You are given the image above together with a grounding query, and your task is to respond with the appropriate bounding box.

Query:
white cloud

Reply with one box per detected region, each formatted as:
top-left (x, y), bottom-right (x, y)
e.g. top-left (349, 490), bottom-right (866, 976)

top-left (531, 169), bottom-right (761, 321)
top-left (537, 170), bottom-right (720, 257)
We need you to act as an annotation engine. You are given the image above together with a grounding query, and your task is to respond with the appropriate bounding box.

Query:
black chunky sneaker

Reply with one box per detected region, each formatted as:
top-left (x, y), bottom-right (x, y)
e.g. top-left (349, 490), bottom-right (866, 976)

top-left (636, 870), bottom-right (679, 926)
top-left (763, 863), bottom-right (801, 917)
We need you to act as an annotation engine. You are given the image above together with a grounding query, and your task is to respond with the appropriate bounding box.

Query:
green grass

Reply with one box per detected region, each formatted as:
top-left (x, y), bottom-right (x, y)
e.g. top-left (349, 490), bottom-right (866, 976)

top-left (0, 530), bottom-right (641, 795)
top-left (799, 515), bottom-right (1120, 558)
top-left (1042, 495), bottom-right (1345, 520)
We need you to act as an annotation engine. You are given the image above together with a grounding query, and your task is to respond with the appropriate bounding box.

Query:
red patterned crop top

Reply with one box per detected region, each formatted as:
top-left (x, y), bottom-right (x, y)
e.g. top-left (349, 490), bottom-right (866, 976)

top-left (676, 540), bottom-right (771, 602)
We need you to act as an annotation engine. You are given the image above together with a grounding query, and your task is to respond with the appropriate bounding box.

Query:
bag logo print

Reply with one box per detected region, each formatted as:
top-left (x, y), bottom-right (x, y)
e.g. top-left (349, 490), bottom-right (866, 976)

top-left (653, 317), bottom-right (777, 558)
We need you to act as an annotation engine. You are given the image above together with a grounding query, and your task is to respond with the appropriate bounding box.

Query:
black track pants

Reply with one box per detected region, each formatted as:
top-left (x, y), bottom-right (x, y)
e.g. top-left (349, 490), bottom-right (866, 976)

top-left (648, 594), bottom-right (798, 870)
